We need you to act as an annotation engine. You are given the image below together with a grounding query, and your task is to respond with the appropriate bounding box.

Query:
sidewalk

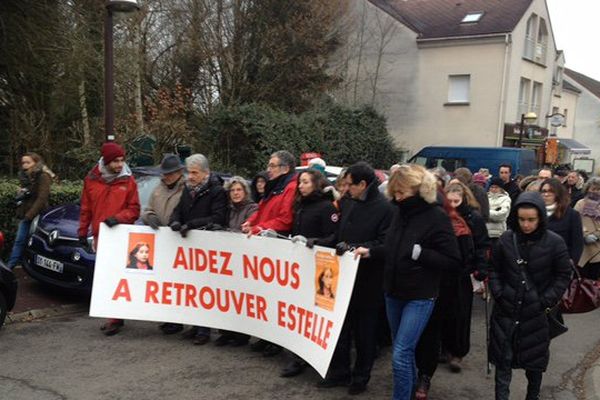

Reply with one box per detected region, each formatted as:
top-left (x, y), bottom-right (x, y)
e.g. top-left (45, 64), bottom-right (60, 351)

top-left (584, 344), bottom-right (600, 400)
top-left (6, 266), bottom-right (89, 324)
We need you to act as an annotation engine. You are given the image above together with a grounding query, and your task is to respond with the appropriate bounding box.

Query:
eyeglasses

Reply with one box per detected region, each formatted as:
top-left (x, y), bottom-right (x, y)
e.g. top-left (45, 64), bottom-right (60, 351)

top-left (540, 189), bottom-right (554, 194)
top-left (267, 164), bottom-right (282, 169)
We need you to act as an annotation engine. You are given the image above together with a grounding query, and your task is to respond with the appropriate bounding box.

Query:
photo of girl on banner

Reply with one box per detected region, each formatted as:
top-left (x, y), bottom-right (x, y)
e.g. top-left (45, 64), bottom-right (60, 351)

top-left (314, 251), bottom-right (339, 311)
top-left (126, 232), bottom-right (156, 272)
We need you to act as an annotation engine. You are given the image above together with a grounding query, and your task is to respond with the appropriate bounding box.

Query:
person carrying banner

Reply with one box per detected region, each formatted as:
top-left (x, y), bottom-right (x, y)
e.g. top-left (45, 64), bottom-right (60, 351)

top-left (169, 153), bottom-right (228, 345)
top-left (141, 154), bottom-right (185, 335)
top-left (241, 150), bottom-right (298, 357)
top-left (318, 162), bottom-right (393, 395)
top-left (78, 142), bottom-right (140, 336)
top-left (280, 169), bottom-right (339, 378)
top-left (367, 164), bottom-right (461, 400)
top-left (214, 176), bottom-right (258, 347)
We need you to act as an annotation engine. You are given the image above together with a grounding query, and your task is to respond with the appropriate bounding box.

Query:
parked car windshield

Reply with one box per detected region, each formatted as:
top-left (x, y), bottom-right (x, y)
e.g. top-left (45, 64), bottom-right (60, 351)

top-left (135, 175), bottom-right (161, 209)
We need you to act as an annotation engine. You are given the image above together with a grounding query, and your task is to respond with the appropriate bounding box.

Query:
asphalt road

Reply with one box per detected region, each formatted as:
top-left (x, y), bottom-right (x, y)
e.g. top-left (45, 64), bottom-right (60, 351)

top-left (1, 300), bottom-right (599, 400)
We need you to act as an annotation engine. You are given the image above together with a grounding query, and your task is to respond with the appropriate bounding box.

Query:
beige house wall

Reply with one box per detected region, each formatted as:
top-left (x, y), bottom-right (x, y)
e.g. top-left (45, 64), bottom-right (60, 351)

top-left (335, 0), bottom-right (566, 158)
top-left (550, 89), bottom-right (578, 138)
top-left (411, 39), bottom-right (507, 153)
top-left (504, 0), bottom-right (558, 129)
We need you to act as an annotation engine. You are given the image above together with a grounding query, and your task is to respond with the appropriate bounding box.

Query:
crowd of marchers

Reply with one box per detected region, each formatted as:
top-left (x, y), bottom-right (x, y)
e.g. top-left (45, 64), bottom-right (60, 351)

top-left (9, 143), bottom-right (600, 400)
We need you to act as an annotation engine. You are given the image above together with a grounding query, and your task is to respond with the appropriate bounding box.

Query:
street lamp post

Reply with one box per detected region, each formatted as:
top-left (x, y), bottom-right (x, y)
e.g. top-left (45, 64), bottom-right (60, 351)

top-left (104, 0), bottom-right (140, 142)
top-left (517, 111), bottom-right (538, 148)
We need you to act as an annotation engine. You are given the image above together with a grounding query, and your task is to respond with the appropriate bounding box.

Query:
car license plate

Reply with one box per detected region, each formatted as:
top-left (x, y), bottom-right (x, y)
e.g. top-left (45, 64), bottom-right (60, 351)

top-left (36, 255), bottom-right (64, 273)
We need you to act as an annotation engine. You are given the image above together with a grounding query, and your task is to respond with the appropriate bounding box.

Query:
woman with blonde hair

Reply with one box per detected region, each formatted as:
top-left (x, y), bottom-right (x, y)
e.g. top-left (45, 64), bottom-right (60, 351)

top-left (367, 164), bottom-right (461, 400)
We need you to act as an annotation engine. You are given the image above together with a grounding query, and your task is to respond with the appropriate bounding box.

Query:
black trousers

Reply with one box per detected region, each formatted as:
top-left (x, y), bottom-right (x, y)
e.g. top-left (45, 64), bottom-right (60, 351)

top-left (495, 341), bottom-right (543, 400)
top-left (327, 306), bottom-right (379, 386)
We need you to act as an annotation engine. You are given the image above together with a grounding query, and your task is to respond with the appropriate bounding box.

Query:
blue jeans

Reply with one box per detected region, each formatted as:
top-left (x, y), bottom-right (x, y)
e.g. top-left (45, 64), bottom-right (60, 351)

top-left (8, 219), bottom-right (31, 269)
top-left (386, 296), bottom-right (435, 400)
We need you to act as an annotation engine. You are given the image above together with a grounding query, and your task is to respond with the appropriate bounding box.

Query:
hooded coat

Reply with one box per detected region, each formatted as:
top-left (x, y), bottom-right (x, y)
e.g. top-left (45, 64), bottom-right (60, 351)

top-left (373, 194), bottom-right (461, 301)
top-left (486, 189), bottom-right (511, 238)
top-left (489, 192), bottom-right (572, 371)
top-left (79, 163), bottom-right (140, 240)
top-left (291, 188), bottom-right (338, 245)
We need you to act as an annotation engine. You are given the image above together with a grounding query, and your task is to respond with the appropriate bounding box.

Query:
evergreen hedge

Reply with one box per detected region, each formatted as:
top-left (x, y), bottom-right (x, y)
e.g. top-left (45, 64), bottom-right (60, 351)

top-left (196, 102), bottom-right (403, 177)
top-left (0, 180), bottom-right (83, 257)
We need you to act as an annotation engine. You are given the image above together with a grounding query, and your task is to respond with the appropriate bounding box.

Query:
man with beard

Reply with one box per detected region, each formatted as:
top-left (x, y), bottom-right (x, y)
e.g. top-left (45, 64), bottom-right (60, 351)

top-left (79, 142), bottom-right (140, 336)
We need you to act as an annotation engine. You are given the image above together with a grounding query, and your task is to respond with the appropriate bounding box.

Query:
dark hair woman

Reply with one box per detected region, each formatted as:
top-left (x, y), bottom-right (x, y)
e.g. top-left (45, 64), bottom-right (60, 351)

top-left (126, 242), bottom-right (153, 270)
top-left (317, 267), bottom-right (335, 299)
top-left (250, 171), bottom-right (269, 203)
top-left (366, 164), bottom-right (461, 400)
top-left (539, 178), bottom-right (584, 263)
top-left (573, 177), bottom-right (600, 279)
top-left (280, 169), bottom-right (339, 378)
top-left (8, 152), bottom-right (54, 269)
top-left (489, 192), bottom-right (572, 400)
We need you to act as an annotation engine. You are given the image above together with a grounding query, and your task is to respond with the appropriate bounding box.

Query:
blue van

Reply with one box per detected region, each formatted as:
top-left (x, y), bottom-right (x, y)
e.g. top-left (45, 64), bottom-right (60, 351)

top-left (409, 146), bottom-right (538, 176)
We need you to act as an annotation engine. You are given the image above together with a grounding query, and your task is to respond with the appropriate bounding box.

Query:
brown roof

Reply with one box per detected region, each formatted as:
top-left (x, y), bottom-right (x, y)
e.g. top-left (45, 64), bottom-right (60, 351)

top-left (368, 0), bottom-right (534, 39)
top-left (565, 68), bottom-right (600, 99)
top-left (562, 79), bottom-right (581, 94)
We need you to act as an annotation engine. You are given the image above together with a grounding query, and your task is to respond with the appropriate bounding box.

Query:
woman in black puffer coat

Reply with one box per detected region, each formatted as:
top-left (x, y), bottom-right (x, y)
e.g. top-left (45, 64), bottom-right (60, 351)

top-left (489, 191), bottom-right (572, 400)
top-left (280, 169), bottom-right (339, 378)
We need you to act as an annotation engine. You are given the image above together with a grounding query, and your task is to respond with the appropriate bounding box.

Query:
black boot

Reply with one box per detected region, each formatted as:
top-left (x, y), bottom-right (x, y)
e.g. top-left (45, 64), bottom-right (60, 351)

top-left (280, 360), bottom-right (307, 378)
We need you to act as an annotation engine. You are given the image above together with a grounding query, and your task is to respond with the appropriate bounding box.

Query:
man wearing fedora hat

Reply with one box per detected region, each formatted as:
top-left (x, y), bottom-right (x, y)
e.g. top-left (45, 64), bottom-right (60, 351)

top-left (142, 154), bottom-right (186, 335)
top-left (142, 154), bottom-right (185, 229)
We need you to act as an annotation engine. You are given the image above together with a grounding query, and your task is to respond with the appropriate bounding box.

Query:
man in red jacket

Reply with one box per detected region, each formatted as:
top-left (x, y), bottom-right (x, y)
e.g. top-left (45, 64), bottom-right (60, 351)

top-left (242, 150), bottom-right (297, 236)
top-left (241, 150), bottom-right (297, 356)
top-left (78, 142), bottom-right (140, 336)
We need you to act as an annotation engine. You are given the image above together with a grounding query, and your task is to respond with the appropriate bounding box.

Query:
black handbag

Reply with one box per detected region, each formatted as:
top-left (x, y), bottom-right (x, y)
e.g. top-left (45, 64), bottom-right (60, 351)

top-left (546, 305), bottom-right (568, 339)
top-left (512, 233), bottom-right (568, 340)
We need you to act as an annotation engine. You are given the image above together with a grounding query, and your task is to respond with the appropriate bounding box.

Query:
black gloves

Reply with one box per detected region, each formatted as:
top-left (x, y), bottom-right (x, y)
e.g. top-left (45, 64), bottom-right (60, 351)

top-left (473, 269), bottom-right (488, 282)
top-left (78, 236), bottom-right (88, 247)
top-left (204, 223), bottom-right (224, 231)
top-left (335, 242), bottom-right (350, 256)
top-left (170, 221), bottom-right (182, 231)
top-left (104, 217), bottom-right (119, 228)
top-left (180, 224), bottom-right (190, 238)
top-left (306, 238), bottom-right (318, 249)
top-left (145, 214), bottom-right (160, 230)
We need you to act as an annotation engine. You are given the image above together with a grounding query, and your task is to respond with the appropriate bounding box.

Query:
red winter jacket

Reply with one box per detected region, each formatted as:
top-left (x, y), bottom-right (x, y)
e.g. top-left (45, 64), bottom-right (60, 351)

top-left (78, 164), bottom-right (140, 240)
top-left (246, 173), bottom-right (297, 235)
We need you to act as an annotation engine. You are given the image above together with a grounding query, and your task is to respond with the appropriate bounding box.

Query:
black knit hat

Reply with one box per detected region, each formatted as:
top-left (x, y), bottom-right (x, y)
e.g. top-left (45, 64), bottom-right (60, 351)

top-left (489, 177), bottom-right (505, 188)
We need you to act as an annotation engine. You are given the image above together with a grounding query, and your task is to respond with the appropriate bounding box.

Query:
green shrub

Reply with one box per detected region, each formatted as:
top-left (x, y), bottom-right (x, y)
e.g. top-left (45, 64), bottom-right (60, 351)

top-left (195, 102), bottom-right (403, 177)
top-left (0, 179), bottom-right (83, 258)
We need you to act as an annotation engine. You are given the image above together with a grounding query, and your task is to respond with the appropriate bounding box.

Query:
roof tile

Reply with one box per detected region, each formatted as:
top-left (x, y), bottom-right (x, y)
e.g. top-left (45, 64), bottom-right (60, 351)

top-left (368, 0), bottom-right (534, 39)
top-left (565, 68), bottom-right (600, 99)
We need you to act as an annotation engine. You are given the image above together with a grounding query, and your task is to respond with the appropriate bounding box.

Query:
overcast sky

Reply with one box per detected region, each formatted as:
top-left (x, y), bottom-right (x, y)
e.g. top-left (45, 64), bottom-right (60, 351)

top-left (547, 0), bottom-right (600, 81)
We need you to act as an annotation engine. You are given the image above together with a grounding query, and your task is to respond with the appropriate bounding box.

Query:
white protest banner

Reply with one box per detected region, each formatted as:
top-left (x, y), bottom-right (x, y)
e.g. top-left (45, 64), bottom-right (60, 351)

top-left (90, 224), bottom-right (359, 377)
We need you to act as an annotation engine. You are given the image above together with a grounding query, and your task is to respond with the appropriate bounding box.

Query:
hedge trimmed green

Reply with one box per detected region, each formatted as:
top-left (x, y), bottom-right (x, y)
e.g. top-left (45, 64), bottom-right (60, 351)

top-left (0, 179), bottom-right (83, 257)
top-left (195, 102), bottom-right (403, 177)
